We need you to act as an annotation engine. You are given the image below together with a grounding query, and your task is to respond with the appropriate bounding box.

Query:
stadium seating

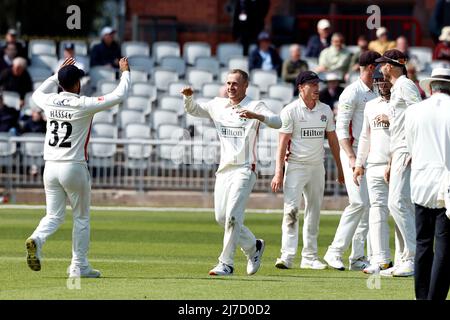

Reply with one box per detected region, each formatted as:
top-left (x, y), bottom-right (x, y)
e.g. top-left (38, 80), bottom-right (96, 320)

top-left (96, 80), bottom-right (119, 95)
top-left (246, 84), bottom-right (261, 100)
top-left (262, 98), bottom-right (284, 114)
top-left (227, 56), bottom-right (249, 73)
top-left (194, 57), bottom-right (220, 79)
top-left (92, 110), bottom-right (114, 124)
top-left (251, 69), bottom-right (278, 93)
top-left (158, 95), bottom-right (184, 116)
top-left (92, 122), bottom-right (118, 139)
top-left (151, 109), bottom-right (179, 129)
top-left (279, 43), bottom-right (307, 61)
top-left (31, 54), bottom-right (58, 71)
top-left (201, 82), bottom-right (222, 98)
top-left (89, 66), bottom-right (116, 90)
top-left (183, 42), bottom-right (211, 65)
top-left (58, 40), bottom-right (88, 57)
top-left (152, 41), bottom-right (181, 64)
top-left (28, 66), bottom-right (53, 82)
top-left (128, 56), bottom-right (154, 75)
top-left (409, 46), bottom-right (433, 72)
top-left (217, 43), bottom-right (244, 66)
top-left (118, 109), bottom-right (146, 129)
top-left (268, 83), bottom-right (294, 104)
top-left (122, 95), bottom-right (152, 116)
top-left (129, 69), bottom-right (149, 82)
top-left (131, 82), bottom-right (157, 103)
top-left (121, 41), bottom-right (150, 57)
top-left (153, 67), bottom-right (179, 91)
top-left (168, 81), bottom-right (189, 96)
top-left (186, 68), bottom-right (214, 91)
top-left (28, 39), bottom-right (57, 58)
top-left (2, 91), bottom-right (21, 110)
top-left (160, 56), bottom-right (186, 77)
top-left (0, 132), bottom-right (16, 167)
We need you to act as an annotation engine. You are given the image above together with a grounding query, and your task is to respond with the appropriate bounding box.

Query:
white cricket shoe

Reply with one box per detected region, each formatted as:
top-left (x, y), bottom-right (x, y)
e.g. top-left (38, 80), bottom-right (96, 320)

top-left (349, 256), bottom-right (370, 271)
top-left (392, 260), bottom-right (414, 277)
top-left (209, 263), bottom-right (234, 276)
top-left (247, 239), bottom-right (265, 275)
top-left (26, 238), bottom-right (42, 272)
top-left (324, 253), bottom-right (345, 271)
top-left (300, 258), bottom-right (327, 270)
top-left (69, 265), bottom-right (101, 278)
top-left (363, 262), bottom-right (393, 274)
top-left (274, 258), bottom-right (292, 269)
top-left (380, 265), bottom-right (398, 277)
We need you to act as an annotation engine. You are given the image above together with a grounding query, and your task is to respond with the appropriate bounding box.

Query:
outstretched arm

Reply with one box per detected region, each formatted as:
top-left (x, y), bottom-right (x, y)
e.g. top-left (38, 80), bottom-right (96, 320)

top-left (181, 86), bottom-right (211, 119)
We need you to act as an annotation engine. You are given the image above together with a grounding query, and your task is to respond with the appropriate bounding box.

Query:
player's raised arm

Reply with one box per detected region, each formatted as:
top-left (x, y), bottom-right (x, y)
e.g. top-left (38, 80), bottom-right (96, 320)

top-left (181, 86), bottom-right (211, 118)
top-left (82, 57), bottom-right (131, 113)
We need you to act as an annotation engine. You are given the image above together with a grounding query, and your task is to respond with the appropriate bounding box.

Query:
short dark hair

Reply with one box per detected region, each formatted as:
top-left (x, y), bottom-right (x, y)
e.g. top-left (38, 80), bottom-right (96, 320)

top-left (228, 69), bottom-right (249, 82)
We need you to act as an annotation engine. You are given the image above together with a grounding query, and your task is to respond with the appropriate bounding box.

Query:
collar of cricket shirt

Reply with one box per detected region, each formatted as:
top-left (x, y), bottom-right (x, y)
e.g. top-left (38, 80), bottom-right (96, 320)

top-left (227, 95), bottom-right (250, 108)
top-left (298, 96), bottom-right (319, 112)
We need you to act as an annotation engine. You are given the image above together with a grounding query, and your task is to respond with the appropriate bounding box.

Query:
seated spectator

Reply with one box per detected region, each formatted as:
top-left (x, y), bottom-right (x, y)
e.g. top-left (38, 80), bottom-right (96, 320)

top-left (0, 42), bottom-right (18, 74)
top-left (90, 26), bottom-right (121, 68)
top-left (316, 33), bottom-right (352, 75)
top-left (0, 57), bottom-right (33, 107)
top-left (0, 92), bottom-right (20, 134)
top-left (396, 36), bottom-right (412, 60)
top-left (248, 31), bottom-right (282, 75)
top-left (2, 29), bottom-right (26, 58)
top-left (55, 43), bottom-right (85, 72)
top-left (348, 35), bottom-right (369, 73)
top-left (305, 19), bottom-right (331, 58)
top-left (319, 72), bottom-right (344, 115)
top-left (433, 26), bottom-right (450, 62)
top-left (281, 44), bottom-right (308, 90)
top-left (21, 107), bottom-right (46, 134)
top-left (368, 27), bottom-right (396, 55)
top-left (406, 63), bottom-right (426, 99)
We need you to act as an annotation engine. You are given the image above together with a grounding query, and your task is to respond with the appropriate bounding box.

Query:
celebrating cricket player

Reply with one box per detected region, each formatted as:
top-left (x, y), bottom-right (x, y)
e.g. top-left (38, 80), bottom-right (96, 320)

top-left (25, 57), bottom-right (130, 278)
top-left (181, 69), bottom-right (282, 276)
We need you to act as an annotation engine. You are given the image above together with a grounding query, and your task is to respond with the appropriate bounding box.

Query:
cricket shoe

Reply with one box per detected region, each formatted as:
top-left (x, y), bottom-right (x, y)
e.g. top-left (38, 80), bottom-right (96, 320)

top-left (209, 263), bottom-right (234, 276)
top-left (274, 258), bottom-right (292, 269)
top-left (349, 256), bottom-right (370, 271)
top-left (380, 265), bottom-right (398, 277)
top-left (25, 238), bottom-right (42, 271)
top-left (247, 239), bottom-right (265, 275)
top-left (69, 265), bottom-right (101, 278)
top-left (300, 258), bottom-right (327, 270)
top-left (392, 260), bottom-right (414, 277)
top-left (363, 262), bottom-right (393, 274)
top-left (324, 252), bottom-right (345, 271)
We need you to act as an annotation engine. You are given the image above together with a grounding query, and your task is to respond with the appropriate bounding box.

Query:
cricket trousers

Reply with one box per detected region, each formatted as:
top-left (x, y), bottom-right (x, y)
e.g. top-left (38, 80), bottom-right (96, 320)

top-left (214, 166), bottom-right (257, 267)
top-left (280, 162), bottom-right (325, 263)
top-left (326, 149), bottom-right (370, 262)
top-left (388, 151), bottom-right (416, 263)
top-left (30, 161), bottom-right (91, 268)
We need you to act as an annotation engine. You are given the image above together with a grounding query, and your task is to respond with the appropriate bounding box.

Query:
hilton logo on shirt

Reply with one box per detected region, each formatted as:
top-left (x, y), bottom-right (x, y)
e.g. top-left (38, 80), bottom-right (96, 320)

top-left (220, 126), bottom-right (245, 138)
top-left (301, 127), bottom-right (325, 139)
top-left (371, 120), bottom-right (389, 129)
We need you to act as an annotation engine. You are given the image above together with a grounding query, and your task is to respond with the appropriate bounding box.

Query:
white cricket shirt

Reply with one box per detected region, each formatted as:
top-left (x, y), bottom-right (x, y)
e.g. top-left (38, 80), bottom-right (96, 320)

top-left (32, 71), bottom-right (130, 162)
top-left (355, 97), bottom-right (391, 167)
top-left (279, 97), bottom-right (335, 165)
top-left (336, 78), bottom-right (377, 148)
top-left (184, 95), bottom-right (280, 173)
top-left (405, 93), bottom-right (450, 208)
top-left (388, 75), bottom-right (421, 154)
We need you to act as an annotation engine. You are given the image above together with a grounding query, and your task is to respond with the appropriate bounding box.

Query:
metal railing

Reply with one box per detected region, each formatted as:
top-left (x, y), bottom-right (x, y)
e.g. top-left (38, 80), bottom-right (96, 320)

top-left (0, 135), bottom-right (347, 201)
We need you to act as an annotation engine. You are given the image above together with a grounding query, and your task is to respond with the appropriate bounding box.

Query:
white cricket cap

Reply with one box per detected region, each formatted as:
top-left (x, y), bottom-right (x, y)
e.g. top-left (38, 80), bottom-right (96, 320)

top-left (317, 19), bottom-right (331, 30)
top-left (376, 27), bottom-right (388, 38)
top-left (100, 26), bottom-right (116, 38)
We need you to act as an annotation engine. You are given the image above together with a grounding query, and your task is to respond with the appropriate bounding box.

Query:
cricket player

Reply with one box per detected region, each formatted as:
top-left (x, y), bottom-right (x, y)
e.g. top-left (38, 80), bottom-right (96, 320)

top-left (25, 57), bottom-right (130, 278)
top-left (324, 51), bottom-right (381, 271)
top-left (376, 49), bottom-right (422, 277)
top-left (181, 69), bottom-right (281, 276)
top-left (271, 71), bottom-right (344, 270)
top-left (353, 68), bottom-right (395, 274)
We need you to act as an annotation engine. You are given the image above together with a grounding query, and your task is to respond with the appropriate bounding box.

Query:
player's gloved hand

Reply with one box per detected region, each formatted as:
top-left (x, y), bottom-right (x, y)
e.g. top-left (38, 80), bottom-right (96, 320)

top-left (181, 86), bottom-right (194, 97)
top-left (353, 166), bottom-right (364, 186)
top-left (119, 57), bottom-right (130, 72)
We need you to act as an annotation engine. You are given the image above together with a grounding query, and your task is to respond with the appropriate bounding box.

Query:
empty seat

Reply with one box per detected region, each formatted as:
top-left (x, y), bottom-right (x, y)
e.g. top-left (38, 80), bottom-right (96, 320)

top-left (158, 95), bottom-right (184, 116)
top-left (28, 66), bottom-right (53, 82)
top-left (152, 41), bottom-right (180, 64)
top-left (151, 109), bottom-right (179, 128)
top-left (124, 123), bottom-right (151, 139)
top-left (128, 55), bottom-right (154, 74)
top-left (58, 40), bottom-right (88, 57)
top-left (160, 56), bottom-right (186, 77)
top-left (31, 54), bottom-right (58, 71)
top-left (2, 91), bottom-right (21, 110)
top-left (131, 82), bottom-right (157, 102)
top-left (157, 124), bottom-right (189, 164)
top-left (153, 67), bottom-right (179, 91)
top-left (202, 82), bottom-right (222, 98)
top-left (183, 42), bottom-right (211, 65)
top-left (168, 81), bottom-right (189, 96)
top-left (251, 69), bottom-right (277, 93)
top-left (246, 84), bottom-right (261, 100)
top-left (0, 133), bottom-right (16, 167)
top-left (409, 46), bottom-right (433, 71)
top-left (28, 39), bottom-right (56, 58)
top-left (262, 98), bottom-right (284, 114)
top-left (157, 123), bottom-right (187, 140)
top-left (268, 83), bottom-right (294, 104)
top-left (89, 66), bottom-right (116, 90)
top-left (195, 57), bottom-right (220, 78)
top-left (20, 133), bottom-right (45, 167)
top-left (118, 109), bottom-right (146, 129)
top-left (92, 122), bottom-right (118, 139)
top-left (92, 110), bottom-right (114, 124)
top-left (121, 41), bottom-right (150, 57)
top-left (96, 80), bottom-right (119, 95)
top-left (186, 68), bottom-right (214, 91)
top-left (130, 69), bottom-right (149, 82)
top-left (123, 95), bottom-right (152, 115)
top-left (228, 56), bottom-right (249, 73)
top-left (217, 43), bottom-right (243, 66)
top-left (219, 68), bottom-right (230, 83)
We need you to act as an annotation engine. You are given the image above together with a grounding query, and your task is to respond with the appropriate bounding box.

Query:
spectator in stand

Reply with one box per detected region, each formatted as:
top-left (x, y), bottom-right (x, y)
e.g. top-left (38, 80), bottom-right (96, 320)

top-left (249, 31), bottom-right (282, 76)
top-left (90, 26), bottom-right (121, 68)
top-left (395, 36), bottom-right (411, 60)
top-left (407, 63), bottom-right (427, 99)
top-left (305, 19), bottom-right (331, 58)
top-left (0, 42), bottom-right (18, 74)
top-left (348, 35), bottom-right (369, 73)
top-left (433, 26), bottom-right (450, 63)
top-left (21, 107), bottom-right (46, 134)
top-left (429, 0), bottom-right (450, 44)
top-left (55, 43), bottom-right (85, 72)
top-left (281, 44), bottom-right (308, 95)
top-left (0, 57), bottom-right (33, 108)
top-left (319, 72), bottom-right (344, 115)
top-left (368, 27), bottom-right (396, 55)
top-left (2, 29), bottom-right (26, 58)
top-left (0, 92), bottom-right (20, 134)
top-left (316, 33), bottom-right (352, 76)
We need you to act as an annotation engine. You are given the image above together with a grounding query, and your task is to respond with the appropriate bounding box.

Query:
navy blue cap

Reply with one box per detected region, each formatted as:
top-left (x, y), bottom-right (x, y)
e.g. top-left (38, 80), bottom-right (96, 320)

top-left (64, 42), bottom-right (75, 50)
top-left (58, 65), bottom-right (84, 89)
top-left (295, 71), bottom-right (320, 87)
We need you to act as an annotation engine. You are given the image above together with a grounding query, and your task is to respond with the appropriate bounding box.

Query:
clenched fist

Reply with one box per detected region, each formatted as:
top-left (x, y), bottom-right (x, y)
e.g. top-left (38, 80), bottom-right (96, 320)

top-left (181, 86), bottom-right (194, 96)
top-left (119, 57), bottom-right (130, 72)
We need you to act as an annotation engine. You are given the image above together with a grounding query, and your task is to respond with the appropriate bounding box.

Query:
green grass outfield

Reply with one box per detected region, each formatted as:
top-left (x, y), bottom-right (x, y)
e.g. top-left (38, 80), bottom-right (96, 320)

top-left (0, 207), bottom-right (418, 300)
